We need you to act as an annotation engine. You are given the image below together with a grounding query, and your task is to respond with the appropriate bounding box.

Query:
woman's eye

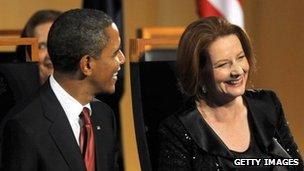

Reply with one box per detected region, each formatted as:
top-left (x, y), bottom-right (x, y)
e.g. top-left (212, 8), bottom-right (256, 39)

top-left (238, 55), bottom-right (245, 60)
top-left (215, 63), bottom-right (228, 68)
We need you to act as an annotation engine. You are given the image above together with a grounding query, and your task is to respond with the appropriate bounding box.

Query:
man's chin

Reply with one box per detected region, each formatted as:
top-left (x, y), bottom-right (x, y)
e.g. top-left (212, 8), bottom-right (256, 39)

top-left (103, 87), bottom-right (115, 95)
top-left (108, 89), bottom-right (115, 94)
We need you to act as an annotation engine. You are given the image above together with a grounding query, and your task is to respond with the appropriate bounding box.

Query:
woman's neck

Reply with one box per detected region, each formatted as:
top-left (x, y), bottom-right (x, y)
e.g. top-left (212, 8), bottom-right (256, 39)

top-left (197, 96), bottom-right (247, 123)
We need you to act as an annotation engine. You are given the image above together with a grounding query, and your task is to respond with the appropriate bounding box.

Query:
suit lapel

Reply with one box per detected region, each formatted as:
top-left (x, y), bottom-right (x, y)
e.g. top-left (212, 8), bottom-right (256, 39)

top-left (244, 92), bottom-right (291, 158)
top-left (91, 102), bottom-right (107, 170)
top-left (39, 81), bottom-right (86, 170)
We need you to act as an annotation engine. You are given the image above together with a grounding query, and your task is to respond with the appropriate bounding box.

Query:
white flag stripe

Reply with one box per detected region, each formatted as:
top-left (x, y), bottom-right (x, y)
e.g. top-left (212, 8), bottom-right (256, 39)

top-left (207, 0), bottom-right (244, 28)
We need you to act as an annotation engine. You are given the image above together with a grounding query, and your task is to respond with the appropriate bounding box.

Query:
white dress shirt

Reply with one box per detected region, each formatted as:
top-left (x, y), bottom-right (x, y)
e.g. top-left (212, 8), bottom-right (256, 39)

top-left (49, 75), bottom-right (91, 145)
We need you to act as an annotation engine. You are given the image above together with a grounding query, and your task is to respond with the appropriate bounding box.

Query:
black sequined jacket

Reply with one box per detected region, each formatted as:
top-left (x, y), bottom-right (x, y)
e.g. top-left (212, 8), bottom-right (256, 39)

top-left (158, 90), bottom-right (303, 170)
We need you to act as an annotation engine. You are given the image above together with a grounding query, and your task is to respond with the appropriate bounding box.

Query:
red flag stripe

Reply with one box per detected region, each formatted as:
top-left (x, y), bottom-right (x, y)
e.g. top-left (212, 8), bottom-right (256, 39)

top-left (198, 0), bottom-right (223, 17)
top-left (197, 0), bottom-right (244, 28)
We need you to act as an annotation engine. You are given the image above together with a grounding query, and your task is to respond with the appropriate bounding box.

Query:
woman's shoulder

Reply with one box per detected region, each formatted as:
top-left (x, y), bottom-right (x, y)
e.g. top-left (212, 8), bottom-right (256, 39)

top-left (159, 114), bottom-right (184, 132)
top-left (244, 89), bottom-right (282, 107)
top-left (245, 89), bottom-right (278, 99)
top-left (159, 99), bottom-right (196, 130)
top-left (245, 89), bottom-right (283, 125)
top-left (245, 89), bottom-right (282, 108)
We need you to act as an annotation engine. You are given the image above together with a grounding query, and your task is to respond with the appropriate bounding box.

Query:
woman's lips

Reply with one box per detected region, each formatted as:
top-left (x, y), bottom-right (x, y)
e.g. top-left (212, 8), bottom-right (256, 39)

top-left (225, 77), bottom-right (243, 86)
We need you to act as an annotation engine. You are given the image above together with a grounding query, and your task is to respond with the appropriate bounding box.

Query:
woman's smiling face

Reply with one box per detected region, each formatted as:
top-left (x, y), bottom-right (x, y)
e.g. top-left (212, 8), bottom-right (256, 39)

top-left (208, 34), bottom-right (249, 100)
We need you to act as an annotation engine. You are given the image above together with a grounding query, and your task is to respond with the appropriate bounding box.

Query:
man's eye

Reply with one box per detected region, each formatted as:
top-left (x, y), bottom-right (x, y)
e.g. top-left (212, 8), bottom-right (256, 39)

top-left (38, 42), bottom-right (47, 50)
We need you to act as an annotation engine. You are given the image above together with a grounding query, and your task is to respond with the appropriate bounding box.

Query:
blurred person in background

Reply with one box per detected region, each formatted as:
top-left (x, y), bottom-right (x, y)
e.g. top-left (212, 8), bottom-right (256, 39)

top-left (16, 9), bottom-right (61, 84)
top-left (0, 10), bottom-right (61, 121)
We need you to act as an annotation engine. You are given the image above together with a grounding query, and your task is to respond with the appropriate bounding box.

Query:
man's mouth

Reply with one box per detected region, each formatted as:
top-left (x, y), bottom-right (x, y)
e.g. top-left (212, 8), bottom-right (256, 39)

top-left (112, 72), bottom-right (118, 80)
top-left (113, 66), bottom-right (121, 79)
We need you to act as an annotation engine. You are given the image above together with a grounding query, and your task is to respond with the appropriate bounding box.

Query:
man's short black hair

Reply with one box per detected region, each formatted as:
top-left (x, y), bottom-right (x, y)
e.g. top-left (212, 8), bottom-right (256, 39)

top-left (47, 9), bottom-right (113, 73)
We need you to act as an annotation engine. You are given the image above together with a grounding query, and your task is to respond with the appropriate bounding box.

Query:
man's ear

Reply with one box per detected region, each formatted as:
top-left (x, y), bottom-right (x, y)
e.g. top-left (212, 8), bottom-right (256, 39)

top-left (79, 55), bottom-right (93, 76)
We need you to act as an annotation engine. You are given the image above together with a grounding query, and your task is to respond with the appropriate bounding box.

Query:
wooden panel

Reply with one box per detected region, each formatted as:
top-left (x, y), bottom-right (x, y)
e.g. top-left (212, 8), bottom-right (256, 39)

top-left (0, 37), bottom-right (39, 61)
top-left (0, 29), bottom-right (22, 36)
top-left (139, 27), bottom-right (185, 39)
top-left (0, 0), bottom-right (81, 30)
top-left (129, 38), bottom-right (179, 62)
top-left (244, 0), bottom-right (304, 156)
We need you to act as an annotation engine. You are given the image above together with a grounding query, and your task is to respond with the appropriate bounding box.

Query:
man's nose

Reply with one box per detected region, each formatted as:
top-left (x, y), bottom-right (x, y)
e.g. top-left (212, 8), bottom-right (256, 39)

top-left (118, 51), bottom-right (125, 65)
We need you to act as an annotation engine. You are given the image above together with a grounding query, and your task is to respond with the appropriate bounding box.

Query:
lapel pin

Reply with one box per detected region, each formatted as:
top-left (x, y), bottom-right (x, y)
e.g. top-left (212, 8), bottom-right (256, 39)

top-left (96, 125), bottom-right (101, 130)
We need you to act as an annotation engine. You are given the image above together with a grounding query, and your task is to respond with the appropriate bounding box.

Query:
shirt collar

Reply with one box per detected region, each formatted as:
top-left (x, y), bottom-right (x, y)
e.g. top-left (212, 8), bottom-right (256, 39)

top-left (49, 75), bottom-right (91, 122)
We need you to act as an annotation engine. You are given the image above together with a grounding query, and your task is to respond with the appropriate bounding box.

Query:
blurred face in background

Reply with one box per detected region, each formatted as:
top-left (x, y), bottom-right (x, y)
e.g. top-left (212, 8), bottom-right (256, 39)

top-left (34, 21), bottom-right (53, 84)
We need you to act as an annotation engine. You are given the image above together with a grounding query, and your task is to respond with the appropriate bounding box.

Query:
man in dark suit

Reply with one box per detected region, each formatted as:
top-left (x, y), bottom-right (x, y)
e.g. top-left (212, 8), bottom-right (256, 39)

top-left (1, 9), bottom-right (125, 171)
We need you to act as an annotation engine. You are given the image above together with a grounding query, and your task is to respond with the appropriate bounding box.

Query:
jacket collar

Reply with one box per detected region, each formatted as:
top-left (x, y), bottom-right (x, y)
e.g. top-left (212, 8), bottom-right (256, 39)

top-left (90, 100), bottom-right (110, 171)
top-left (178, 92), bottom-right (291, 159)
top-left (40, 82), bottom-right (109, 171)
top-left (178, 101), bottom-right (234, 159)
top-left (39, 81), bottom-right (86, 170)
top-left (243, 93), bottom-right (275, 151)
top-left (244, 93), bottom-right (291, 158)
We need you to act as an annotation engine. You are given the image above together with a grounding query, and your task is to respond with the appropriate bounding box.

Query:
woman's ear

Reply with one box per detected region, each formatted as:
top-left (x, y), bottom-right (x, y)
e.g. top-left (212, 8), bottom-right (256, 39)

top-left (79, 55), bottom-right (93, 76)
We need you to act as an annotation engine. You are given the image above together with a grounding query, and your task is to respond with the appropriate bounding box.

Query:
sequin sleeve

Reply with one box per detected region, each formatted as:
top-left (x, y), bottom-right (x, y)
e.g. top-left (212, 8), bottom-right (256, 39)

top-left (158, 115), bottom-right (192, 171)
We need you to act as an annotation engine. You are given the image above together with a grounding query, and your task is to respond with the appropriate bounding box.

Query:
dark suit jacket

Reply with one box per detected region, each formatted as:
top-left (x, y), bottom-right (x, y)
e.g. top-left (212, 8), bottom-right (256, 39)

top-left (1, 81), bottom-right (120, 171)
top-left (0, 62), bottom-right (40, 122)
top-left (158, 90), bottom-right (303, 170)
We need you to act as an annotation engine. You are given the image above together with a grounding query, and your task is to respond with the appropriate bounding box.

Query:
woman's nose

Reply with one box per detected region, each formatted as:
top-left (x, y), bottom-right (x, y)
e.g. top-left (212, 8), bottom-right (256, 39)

top-left (230, 64), bottom-right (244, 78)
